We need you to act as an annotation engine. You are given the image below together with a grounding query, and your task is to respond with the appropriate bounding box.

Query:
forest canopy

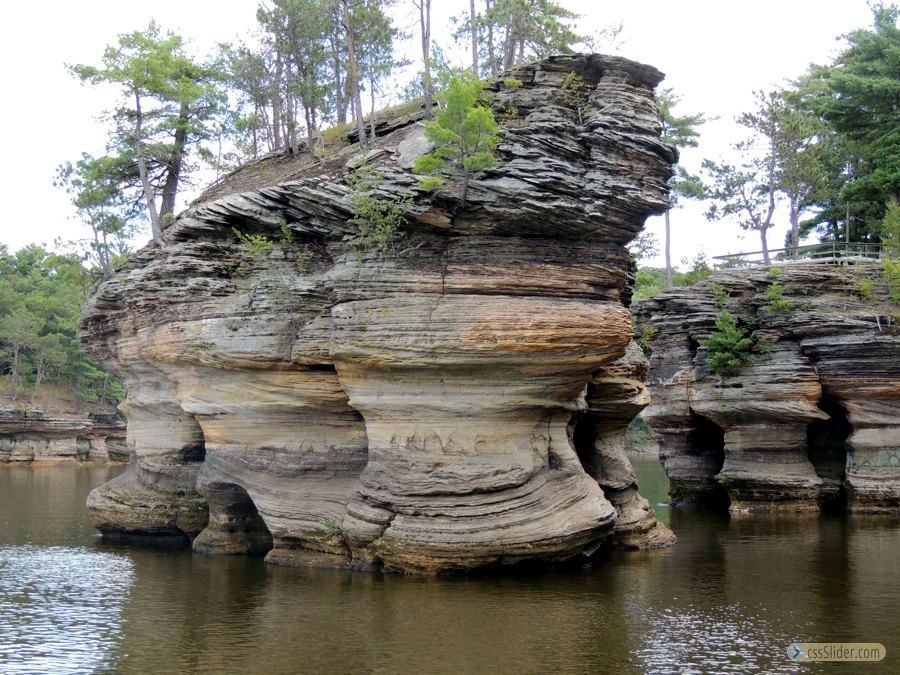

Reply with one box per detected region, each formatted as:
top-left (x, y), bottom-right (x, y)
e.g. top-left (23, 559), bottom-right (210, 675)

top-left (0, 246), bottom-right (122, 407)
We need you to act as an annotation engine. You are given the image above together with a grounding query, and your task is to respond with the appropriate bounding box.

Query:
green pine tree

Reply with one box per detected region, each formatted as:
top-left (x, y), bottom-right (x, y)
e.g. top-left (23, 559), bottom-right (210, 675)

top-left (413, 73), bottom-right (500, 208)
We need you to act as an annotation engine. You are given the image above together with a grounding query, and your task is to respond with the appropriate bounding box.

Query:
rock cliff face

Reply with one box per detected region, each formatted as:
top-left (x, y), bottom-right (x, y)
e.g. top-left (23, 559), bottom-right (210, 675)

top-left (0, 410), bottom-right (126, 463)
top-left (636, 262), bottom-right (900, 513)
top-left (80, 54), bottom-right (676, 572)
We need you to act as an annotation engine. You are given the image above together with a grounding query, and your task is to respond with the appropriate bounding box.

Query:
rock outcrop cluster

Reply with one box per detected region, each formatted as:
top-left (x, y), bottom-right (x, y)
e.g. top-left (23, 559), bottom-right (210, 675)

top-left (636, 262), bottom-right (900, 513)
top-left (81, 54), bottom-right (675, 572)
top-left (0, 410), bottom-right (126, 463)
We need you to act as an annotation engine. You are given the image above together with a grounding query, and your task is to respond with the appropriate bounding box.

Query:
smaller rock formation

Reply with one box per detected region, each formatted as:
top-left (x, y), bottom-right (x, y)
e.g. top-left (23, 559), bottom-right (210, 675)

top-left (636, 261), bottom-right (900, 513)
top-left (0, 410), bottom-right (126, 463)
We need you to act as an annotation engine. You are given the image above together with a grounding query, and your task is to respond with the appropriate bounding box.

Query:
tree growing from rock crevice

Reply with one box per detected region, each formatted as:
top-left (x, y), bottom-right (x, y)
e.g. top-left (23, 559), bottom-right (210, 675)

top-left (701, 310), bottom-right (754, 377)
top-left (481, 0), bottom-right (581, 75)
top-left (413, 73), bottom-right (500, 209)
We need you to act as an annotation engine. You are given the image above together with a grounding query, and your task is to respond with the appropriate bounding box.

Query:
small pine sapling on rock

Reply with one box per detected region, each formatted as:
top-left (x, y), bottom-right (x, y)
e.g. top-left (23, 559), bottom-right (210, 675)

top-left (414, 72), bottom-right (500, 209)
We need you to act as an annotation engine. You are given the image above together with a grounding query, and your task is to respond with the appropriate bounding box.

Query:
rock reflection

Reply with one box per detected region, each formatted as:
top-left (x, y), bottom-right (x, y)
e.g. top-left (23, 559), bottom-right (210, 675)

top-left (1, 461), bottom-right (899, 673)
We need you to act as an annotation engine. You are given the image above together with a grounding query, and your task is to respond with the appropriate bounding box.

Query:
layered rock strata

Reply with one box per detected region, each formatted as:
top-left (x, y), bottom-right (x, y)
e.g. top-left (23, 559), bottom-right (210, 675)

top-left (81, 54), bottom-right (676, 572)
top-left (636, 262), bottom-right (900, 513)
top-left (0, 410), bottom-right (126, 463)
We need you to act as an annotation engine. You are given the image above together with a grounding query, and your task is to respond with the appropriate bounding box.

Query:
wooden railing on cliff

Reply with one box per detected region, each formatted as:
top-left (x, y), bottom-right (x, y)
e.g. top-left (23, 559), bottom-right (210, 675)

top-left (713, 242), bottom-right (885, 268)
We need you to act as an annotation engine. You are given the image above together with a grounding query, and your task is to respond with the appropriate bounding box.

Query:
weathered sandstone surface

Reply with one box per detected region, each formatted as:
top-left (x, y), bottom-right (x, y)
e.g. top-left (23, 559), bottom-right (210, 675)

top-left (81, 54), bottom-right (676, 572)
top-left (0, 410), bottom-right (126, 463)
top-left (636, 262), bottom-right (900, 513)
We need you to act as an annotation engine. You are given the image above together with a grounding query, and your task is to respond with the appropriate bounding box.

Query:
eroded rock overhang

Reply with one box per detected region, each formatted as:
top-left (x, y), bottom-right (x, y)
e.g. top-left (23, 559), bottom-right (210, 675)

top-left (80, 53), bottom-right (677, 573)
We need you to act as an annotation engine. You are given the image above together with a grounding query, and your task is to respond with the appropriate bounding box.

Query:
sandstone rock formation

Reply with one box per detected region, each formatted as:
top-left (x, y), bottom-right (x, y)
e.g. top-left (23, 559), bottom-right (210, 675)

top-left (636, 262), bottom-right (900, 513)
top-left (0, 410), bottom-right (126, 463)
top-left (80, 54), bottom-right (676, 572)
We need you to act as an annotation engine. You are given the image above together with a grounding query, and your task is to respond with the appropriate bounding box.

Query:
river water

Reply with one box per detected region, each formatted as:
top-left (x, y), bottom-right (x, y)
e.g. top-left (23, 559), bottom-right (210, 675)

top-left (1, 460), bottom-right (897, 674)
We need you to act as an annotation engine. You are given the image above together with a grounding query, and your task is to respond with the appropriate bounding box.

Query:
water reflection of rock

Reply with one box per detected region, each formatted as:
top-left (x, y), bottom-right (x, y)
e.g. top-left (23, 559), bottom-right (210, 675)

top-left (6, 464), bottom-right (899, 672)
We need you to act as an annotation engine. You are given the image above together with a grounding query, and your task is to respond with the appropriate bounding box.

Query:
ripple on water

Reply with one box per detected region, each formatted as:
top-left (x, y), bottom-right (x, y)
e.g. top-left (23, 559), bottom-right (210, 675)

top-left (635, 605), bottom-right (811, 674)
top-left (0, 545), bottom-right (134, 673)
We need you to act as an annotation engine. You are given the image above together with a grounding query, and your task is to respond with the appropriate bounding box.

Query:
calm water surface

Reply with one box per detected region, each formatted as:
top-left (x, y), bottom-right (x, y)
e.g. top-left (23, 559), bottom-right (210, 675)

top-left (1, 460), bottom-right (898, 674)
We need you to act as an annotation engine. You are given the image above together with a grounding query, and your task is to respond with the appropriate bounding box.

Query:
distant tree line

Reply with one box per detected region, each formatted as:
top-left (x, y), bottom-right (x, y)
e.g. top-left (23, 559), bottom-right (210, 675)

top-left (651, 2), bottom-right (899, 289)
top-left (0, 246), bottom-right (123, 407)
top-left (702, 3), bottom-right (900, 265)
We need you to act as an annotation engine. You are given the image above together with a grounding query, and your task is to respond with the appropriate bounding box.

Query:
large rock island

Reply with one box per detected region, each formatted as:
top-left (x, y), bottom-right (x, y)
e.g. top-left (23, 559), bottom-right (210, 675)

top-left (636, 262), bottom-right (900, 513)
top-left (80, 54), bottom-right (676, 573)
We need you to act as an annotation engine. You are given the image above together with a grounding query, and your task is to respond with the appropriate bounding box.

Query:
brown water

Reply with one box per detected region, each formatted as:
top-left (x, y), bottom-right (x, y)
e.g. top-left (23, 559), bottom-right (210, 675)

top-left (1, 460), bottom-right (898, 674)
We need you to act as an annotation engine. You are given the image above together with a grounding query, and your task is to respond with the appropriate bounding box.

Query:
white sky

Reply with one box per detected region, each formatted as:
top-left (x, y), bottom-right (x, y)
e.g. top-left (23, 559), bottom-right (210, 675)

top-left (0, 0), bottom-right (875, 268)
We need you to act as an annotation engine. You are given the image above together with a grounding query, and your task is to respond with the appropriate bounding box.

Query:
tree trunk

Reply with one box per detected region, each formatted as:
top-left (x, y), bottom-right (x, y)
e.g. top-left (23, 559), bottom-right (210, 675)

top-left (260, 104), bottom-right (273, 151)
top-left (341, 78), bottom-right (352, 122)
top-left (304, 104), bottom-right (316, 158)
top-left (333, 47), bottom-right (345, 125)
top-left (133, 93), bottom-right (163, 247)
top-left (252, 102), bottom-right (260, 157)
top-left (330, 12), bottom-right (346, 126)
top-left (92, 218), bottom-right (110, 280)
top-left (342, 0), bottom-right (366, 147)
top-left (503, 20), bottom-right (516, 70)
top-left (470, 0), bottom-right (479, 77)
top-left (789, 194), bottom-right (800, 256)
top-left (286, 93), bottom-right (299, 154)
top-left (369, 73), bottom-right (377, 142)
top-left (461, 170), bottom-right (471, 209)
top-left (762, 153), bottom-right (776, 265)
top-left (419, 0), bottom-right (433, 119)
top-left (486, 0), bottom-right (497, 77)
top-left (101, 228), bottom-right (111, 279)
top-left (846, 201), bottom-right (851, 243)
top-left (159, 100), bottom-right (189, 228)
top-left (9, 343), bottom-right (21, 401)
top-left (273, 50), bottom-right (283, 149)
top-left (664, 209), bottom-right (673, 288)
top-left (31, 359), bottom-right (47, 407)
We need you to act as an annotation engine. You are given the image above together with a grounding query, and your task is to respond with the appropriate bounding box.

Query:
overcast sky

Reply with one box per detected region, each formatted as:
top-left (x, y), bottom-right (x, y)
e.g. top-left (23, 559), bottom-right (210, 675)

top-left (0, 0), bottom-right (875, 267)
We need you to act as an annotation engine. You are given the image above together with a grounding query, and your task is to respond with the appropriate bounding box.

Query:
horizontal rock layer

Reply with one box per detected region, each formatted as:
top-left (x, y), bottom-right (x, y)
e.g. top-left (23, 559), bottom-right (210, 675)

top-left (80, 54), bottom-right (675, 571)
top-left (0, 410), bottom-right (125, 463)
top-left (636, 262), bottom-right (900, 513)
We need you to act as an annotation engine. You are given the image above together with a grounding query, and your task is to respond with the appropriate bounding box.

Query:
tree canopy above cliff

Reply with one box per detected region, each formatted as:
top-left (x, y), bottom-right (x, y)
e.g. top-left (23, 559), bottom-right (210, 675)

top-left (701, 3), bottom-right (900, 250)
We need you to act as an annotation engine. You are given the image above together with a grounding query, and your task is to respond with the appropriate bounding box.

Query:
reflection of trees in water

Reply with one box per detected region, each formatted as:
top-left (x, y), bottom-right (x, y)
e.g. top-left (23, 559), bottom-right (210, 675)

top-left (845, 516), bottom-right (900, 664)
top-left (0, 464), bottom-right (123, 547)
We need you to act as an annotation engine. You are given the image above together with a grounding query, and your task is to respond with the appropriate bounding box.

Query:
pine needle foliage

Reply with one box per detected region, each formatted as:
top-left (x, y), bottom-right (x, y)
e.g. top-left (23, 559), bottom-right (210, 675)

top-left (414, 72), bottom-right (500, 208)
top-left (702, 310), bottom-right (755, 377)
